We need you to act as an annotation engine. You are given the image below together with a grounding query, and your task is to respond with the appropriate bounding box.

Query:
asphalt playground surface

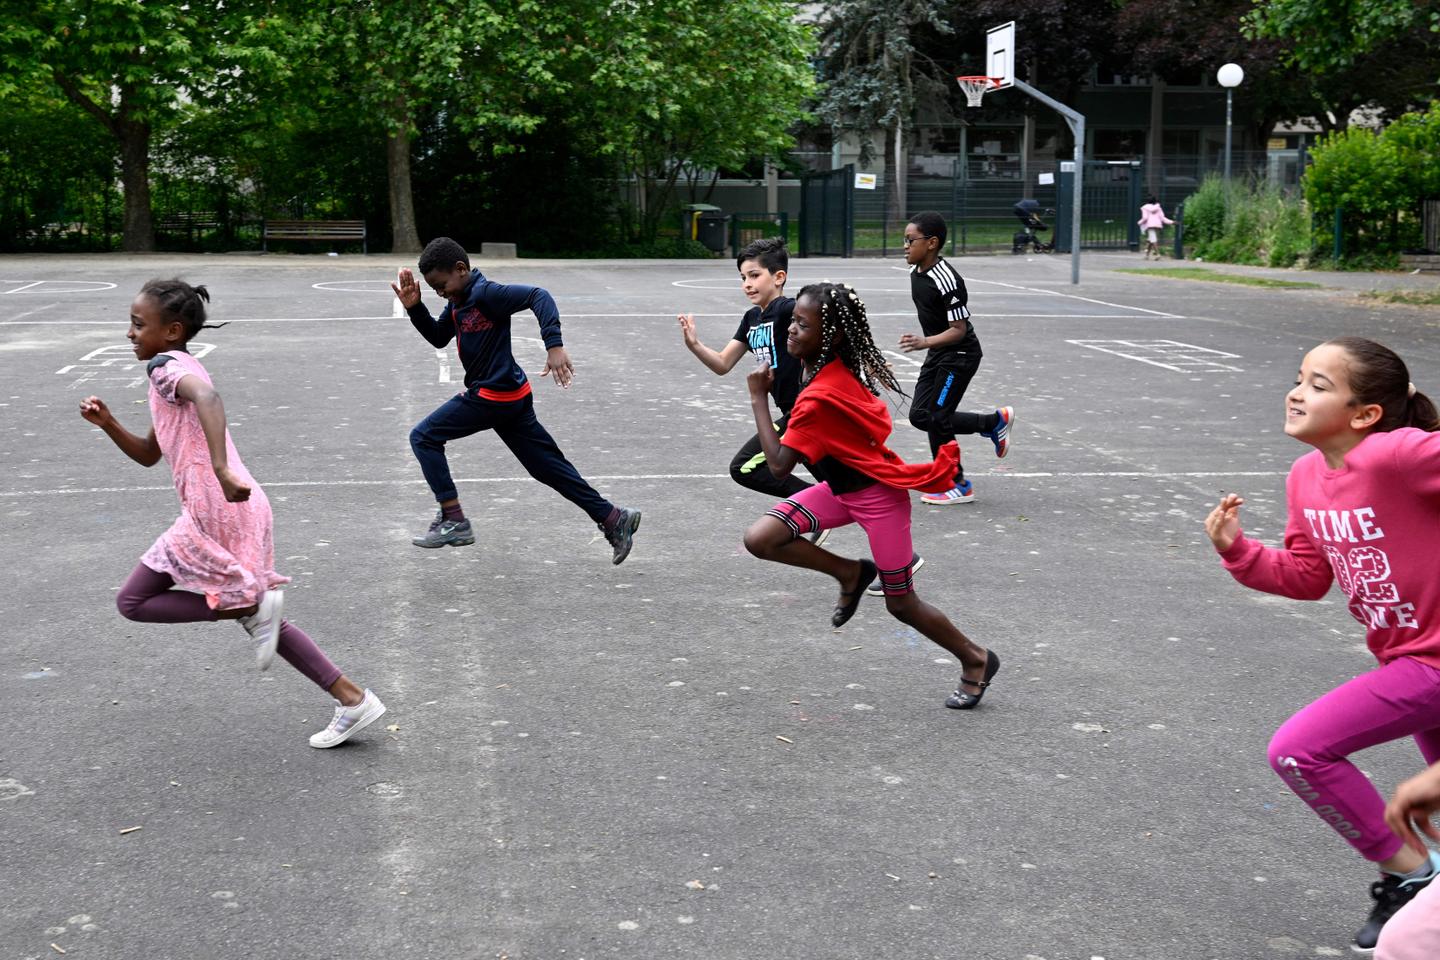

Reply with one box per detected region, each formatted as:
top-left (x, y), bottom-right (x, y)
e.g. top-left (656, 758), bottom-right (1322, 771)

top-left (3, 249), bottom-right (1440, 960)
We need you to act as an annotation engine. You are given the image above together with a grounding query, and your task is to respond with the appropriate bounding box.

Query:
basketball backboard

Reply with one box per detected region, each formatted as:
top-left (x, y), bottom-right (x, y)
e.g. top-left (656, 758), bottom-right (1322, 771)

top-left (985, 21), bottom-right (1015, 89)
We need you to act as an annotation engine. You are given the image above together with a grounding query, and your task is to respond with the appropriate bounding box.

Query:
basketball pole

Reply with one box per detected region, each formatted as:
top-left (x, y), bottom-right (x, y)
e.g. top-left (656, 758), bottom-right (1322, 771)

top-left (1011, 79), bottom-right (1085, 285)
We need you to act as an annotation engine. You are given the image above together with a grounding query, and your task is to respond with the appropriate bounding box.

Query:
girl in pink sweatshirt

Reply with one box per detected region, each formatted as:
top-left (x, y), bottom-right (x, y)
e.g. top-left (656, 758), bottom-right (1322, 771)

top-left (1137, 196), bottom-right (1174, 260)
top-left (1207, 337), bottom-right (1440, 951)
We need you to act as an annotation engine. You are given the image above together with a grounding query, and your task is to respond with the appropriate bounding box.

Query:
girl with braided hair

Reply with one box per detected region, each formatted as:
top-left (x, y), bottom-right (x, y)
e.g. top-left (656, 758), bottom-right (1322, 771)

top-left (78, 279), bottom-right (386, 749)
top-left (742, 282), bottom-right (999, 710)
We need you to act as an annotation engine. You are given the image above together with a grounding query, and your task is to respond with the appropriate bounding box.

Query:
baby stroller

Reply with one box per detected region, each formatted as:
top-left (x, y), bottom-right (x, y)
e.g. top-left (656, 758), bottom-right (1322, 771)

top-left (1012, 199), bottom-right (1055, 254)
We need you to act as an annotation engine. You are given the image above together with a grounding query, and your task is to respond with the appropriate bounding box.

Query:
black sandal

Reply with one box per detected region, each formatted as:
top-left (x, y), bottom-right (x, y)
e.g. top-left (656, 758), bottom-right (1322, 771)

top-left (831, 559), bottom-right (878, 628)
top-left (945, 649), bottom-right (1000, 710)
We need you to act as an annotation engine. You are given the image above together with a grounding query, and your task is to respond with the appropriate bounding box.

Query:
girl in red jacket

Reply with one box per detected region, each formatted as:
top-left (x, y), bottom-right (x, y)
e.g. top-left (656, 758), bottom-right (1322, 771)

top-left (742, 281), bottom-right (998, 709)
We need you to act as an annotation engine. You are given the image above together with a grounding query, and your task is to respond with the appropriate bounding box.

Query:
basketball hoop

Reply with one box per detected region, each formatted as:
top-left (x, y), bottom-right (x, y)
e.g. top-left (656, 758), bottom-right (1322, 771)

top-left (956, 75), bottom-right (1002, 108)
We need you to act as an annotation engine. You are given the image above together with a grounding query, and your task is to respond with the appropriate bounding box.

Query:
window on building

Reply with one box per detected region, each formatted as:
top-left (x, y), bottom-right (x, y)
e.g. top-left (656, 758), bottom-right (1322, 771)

top-left (1093, 129), bottom-right (1146, 160)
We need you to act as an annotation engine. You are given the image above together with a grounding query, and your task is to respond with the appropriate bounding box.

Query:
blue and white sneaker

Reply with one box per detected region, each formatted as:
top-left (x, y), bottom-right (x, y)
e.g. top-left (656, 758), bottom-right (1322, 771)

top-left (309, 689), bottom-right (387, 749)
top-left (982, 406), bottom-right (1015, 458)
top-left (920, 480), bottom-right (975, 506)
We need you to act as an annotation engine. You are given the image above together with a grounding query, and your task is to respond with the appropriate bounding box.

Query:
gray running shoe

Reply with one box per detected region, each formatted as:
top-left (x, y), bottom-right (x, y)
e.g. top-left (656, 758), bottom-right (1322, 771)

top-left (412, 512), bottom-right (475, 548)
top-left (602, 507), bottom-right (642, 565)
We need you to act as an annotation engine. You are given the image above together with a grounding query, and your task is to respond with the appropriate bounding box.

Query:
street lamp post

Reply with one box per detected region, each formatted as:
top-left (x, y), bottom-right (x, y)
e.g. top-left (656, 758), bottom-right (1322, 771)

top-left (1217, 63), bottom-right (1244, 181)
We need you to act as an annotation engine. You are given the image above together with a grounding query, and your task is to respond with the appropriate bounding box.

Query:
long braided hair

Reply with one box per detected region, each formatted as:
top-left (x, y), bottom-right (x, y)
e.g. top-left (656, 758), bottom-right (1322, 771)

top-left (797, 281), bottom-right (901, 397)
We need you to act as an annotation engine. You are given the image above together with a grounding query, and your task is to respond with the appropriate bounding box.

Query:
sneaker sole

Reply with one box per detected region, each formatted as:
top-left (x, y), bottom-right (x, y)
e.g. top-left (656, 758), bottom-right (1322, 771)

top-left (921, 495), bottom-right (975, 506)
top-left (309, 699), bottom-right (387, 749)
top-left (411, 532), bottom-right (476, 548)
top-left (809, 527), bottom-right (831, 548)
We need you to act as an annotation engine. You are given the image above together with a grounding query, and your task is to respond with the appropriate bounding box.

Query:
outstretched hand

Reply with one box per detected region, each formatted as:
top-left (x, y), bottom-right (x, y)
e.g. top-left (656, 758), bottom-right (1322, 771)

top-left (391, 267), bottom-right (421, 308)
top-left (1205, 494), bottom-right (1245, 551)
top-left (540, 346), bottom-right (574, 388)
top-left (79, 395), bottom-right (113, 428)
top-left (1386, 764), bottom-right (1440, 853)
top-left (747, 360), bottom-right (774, 398)
top-left (677, 313), bottom-right (699, 347)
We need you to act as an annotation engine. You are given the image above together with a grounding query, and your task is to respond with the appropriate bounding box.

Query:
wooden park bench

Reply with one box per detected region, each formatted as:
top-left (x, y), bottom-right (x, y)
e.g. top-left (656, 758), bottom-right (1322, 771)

top-left (262, 219), bottom-right (367, 253)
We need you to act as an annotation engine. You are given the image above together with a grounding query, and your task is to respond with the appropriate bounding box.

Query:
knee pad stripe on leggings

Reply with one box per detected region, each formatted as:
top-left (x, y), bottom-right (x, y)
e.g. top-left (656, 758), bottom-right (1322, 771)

top-left (766, 499), bottom-right (818, 539)
top-left (878, 563), bottom-right (916, 596)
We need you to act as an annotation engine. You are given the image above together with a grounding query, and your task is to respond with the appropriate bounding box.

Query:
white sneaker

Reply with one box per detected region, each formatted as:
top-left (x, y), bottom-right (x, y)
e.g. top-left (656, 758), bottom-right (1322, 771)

top-left (309, 689), bottom-right (387, 749)
top-left (807, 527), bottom-right (831, 548)
top-left (237, 589), bottom-right (284, 671)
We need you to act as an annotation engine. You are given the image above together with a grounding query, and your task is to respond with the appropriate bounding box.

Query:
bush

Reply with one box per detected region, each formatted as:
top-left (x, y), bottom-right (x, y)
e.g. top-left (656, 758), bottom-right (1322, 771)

top-left (1180, 176), bottom-right (1309, 267)
top-left (1303, 103), bottom-right (1440, 258)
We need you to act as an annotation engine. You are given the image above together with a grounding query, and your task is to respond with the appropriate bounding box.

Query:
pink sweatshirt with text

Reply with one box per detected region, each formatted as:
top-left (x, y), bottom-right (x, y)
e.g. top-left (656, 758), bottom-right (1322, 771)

top-left (1218, 428), bottom-right (1440, 668)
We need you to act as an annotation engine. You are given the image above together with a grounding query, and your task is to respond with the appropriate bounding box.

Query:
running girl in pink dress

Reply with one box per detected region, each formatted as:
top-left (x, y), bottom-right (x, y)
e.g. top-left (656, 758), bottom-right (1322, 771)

top-left (79, 279), bottom-right (385, 749)
top-left (742, 281), bottom-right (998, 710)
top-left (1206, 337), bottom-right (1440, 951)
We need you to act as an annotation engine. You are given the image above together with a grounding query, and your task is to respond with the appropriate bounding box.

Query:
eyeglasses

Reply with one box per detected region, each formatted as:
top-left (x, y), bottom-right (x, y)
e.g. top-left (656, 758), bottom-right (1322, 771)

top-left (902, 235), bottom-right (933, 247)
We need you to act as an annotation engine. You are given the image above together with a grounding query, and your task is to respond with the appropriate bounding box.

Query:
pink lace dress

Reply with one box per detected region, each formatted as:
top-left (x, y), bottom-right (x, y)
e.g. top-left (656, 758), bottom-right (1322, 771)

top-left (139, 350), bottom-right (289, 610)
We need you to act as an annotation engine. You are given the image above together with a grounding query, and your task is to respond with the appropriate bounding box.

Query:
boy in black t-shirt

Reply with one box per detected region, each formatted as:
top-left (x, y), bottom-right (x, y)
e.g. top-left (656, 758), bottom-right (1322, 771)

top-left (900, 212), bottom-right (1016, 505)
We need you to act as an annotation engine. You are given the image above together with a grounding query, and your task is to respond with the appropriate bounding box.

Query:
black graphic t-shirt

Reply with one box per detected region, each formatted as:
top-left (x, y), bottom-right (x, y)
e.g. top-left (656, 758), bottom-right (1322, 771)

top-left (733, 296), bottom-right (801, 413)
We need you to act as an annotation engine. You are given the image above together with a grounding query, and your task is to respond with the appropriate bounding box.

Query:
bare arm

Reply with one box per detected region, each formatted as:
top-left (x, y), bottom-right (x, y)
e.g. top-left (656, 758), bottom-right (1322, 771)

top-left (678, 314), bottom-right (749, 374)
top-left (175, 375), bottom-right (251, 502)
top-left (899, 318), bottom-right (970, 352)
top-left (79, 396), bottom-right (162, 467)
top-left (746, 363), bottom-right (802, 479)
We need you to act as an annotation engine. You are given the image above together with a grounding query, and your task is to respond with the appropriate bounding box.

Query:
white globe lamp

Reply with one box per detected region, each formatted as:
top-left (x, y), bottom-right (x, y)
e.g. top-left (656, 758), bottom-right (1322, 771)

top-left (1217, 63), bottom-right (1245, 180)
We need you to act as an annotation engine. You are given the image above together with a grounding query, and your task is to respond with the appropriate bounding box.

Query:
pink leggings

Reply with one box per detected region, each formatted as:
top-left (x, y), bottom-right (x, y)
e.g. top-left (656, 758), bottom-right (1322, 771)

top-left (1268, 655), bottom-right (1440, 862)
top-left (116, 563), bottom-right (343, 690)
top-left (766, 481), bottom-right (919, 596)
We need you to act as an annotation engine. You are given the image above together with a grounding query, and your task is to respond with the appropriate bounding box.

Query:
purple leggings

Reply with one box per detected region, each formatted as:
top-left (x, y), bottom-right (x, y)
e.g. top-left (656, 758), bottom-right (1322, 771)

top-left (1268, 655), bottom-right (1440, 862)
top-left (116, 563), bottom-right (343, 690)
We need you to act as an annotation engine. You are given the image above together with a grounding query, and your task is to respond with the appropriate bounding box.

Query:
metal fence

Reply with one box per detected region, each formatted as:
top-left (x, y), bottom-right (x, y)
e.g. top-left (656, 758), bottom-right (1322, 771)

top-left (798, 165), bottom-right (854, 257)
top-left (794, 154), bottom-right (1287, 257)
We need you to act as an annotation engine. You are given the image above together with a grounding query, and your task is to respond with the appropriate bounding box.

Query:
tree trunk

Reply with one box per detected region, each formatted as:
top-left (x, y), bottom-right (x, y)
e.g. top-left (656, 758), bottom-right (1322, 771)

top-left (118, 120), bottom-right (155, 253)
top-left (386, 124), bottom-right (422, 254)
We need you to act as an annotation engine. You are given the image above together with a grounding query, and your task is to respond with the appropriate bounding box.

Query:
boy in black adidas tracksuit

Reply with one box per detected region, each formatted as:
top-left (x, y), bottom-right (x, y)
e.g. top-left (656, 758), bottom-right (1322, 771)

top-left (899, 212), bottom-right (1016, 505)
top-left (391, 237), bottom-right (640, 563)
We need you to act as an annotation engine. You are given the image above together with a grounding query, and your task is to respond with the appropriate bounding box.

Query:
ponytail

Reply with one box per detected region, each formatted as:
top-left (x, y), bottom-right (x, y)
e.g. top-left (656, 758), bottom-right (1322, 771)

top-left (1326, 336), bottom-right (1440, 433)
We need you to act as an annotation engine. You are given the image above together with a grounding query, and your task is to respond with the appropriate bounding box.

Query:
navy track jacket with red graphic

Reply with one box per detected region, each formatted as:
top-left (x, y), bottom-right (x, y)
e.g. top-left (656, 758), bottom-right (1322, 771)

top-left (406, 268), bottom-right (563, 402)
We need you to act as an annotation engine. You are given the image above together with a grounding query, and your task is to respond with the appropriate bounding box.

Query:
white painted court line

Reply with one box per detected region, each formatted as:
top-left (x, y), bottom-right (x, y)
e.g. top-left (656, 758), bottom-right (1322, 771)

top-left (1, 468), bottom-right (1290, 498)
top-left (1067, 339), bottom-right (1243, 373)
top-left (970, 277), bottom-right (1185, 319)
top-left (0, 280), bottom-right (117, 294)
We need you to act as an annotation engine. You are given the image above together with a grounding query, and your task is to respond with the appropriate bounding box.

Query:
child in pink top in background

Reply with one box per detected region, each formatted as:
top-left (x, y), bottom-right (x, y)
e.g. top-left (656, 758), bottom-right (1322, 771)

top-left (79, 279), bottom-right (385, 749)
top-left (1137, 196), bottom-right (1174, 260)
top-left (1206, 337), bottom-right (1440, 951)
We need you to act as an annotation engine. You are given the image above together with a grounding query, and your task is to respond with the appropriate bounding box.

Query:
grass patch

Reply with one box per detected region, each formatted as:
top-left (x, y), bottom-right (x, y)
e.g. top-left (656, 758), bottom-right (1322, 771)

top-left (1116, 267), bottom-right (1322, 289)
top-left (1359, 288), bottom-right (1440, 306)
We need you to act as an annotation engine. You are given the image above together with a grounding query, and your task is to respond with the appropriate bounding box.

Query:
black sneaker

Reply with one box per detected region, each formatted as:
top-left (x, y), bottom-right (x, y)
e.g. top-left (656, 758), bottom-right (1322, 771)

top-left (1353, 867), bottom-right (1437, 952)
top-left (602, 507), bottom-right (641, 565)
top-left (412, 512), bottom-right (475, 548)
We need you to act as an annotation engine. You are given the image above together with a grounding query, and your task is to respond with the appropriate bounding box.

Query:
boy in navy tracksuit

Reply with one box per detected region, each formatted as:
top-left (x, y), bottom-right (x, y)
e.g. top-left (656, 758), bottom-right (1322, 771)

top-left (391, 237), bottom-right (641, 563)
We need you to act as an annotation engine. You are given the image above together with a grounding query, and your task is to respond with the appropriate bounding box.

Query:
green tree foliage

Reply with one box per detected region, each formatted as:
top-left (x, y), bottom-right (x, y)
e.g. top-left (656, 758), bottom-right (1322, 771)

top-left (0, 0), bottom-right (285, 251)
top-left (1244, 0), bottom-right (1440, 129)
top-left (814, 0), bottom-right (951, 225)
top-left (1181, 176), bottom-right (1313, 267)
top-left (567, 0), bottom-right (817, 243)
top-left (1303, 103), bottom-right (1440, 255)
top-left (273, 0), bottom-right (578, 252)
